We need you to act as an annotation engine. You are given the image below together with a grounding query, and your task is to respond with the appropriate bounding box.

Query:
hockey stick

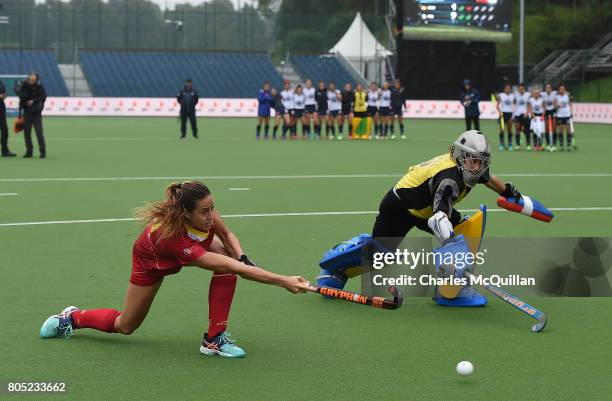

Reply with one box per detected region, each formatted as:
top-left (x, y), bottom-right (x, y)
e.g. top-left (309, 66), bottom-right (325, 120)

top-left (308, 285), bottom-right (404, 310)
top-left (464, 271), bottom-right (547, 332)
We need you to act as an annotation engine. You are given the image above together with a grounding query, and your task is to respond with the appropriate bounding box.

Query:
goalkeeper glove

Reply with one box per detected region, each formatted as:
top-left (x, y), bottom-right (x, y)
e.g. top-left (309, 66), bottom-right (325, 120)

top-left (501, 182), bottom-right (522, 201)
top-left (428, 211), bottom-right (455, 243)
top-left (239, 254), bottom-right (256, 266)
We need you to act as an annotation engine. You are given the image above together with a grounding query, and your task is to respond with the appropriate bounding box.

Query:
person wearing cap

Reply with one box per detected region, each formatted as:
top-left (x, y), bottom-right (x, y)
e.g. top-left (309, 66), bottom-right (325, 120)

top-left (460, 79), bottom-right (481, 131)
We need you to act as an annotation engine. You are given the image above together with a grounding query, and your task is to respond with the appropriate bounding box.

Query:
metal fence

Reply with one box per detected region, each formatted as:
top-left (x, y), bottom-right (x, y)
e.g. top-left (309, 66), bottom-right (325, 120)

top-left (0, 1), bottom-right (272, 63)
top-left (0, 2), bottom-right (388, 64)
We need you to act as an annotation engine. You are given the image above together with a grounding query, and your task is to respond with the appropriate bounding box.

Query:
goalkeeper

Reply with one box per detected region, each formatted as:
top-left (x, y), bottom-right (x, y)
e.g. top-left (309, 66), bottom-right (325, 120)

top-left (372, 130), bottom-right (519, 248)
top-left (318, 130), bottom-right (523, 305)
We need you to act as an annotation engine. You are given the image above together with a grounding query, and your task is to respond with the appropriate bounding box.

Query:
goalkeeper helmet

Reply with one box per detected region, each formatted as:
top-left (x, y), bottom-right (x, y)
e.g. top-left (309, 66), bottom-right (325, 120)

top-left (450, 130), bottom-right (491, 187)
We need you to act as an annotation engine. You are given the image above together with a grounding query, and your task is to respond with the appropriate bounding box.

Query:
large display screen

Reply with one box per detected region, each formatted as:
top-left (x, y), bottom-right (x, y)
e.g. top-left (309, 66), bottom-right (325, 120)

top-left (402, 0), bottom-right (512, 42)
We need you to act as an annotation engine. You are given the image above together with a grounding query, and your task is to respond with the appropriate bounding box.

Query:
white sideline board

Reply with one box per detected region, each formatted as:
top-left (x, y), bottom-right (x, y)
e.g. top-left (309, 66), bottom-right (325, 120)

top-left (3, 97), bottom-right (611, 124)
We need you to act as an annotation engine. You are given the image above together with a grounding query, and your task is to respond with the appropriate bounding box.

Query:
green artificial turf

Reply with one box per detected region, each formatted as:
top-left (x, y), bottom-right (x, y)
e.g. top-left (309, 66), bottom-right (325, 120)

top-left (1, 117), bottom-right (611, 400)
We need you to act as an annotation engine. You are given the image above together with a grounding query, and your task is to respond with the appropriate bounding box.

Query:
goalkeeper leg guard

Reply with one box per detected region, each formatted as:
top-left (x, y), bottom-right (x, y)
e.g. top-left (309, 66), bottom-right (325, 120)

top-left (317, 234), bottom-right (386, 296)
top-left (434, 286), bottom-right (487, 307)
top-left (432, 235), bottom-right (487, 307)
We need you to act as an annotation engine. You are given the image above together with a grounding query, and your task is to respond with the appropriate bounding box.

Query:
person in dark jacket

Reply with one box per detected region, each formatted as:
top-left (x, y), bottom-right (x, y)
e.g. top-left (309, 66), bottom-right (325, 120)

top-left (460, 79), bottom-right (481, 131)
top-left (390, 79), bottom-right (406, 140)
top-left (19, 72), bottom-right (47, 158)
top-left (0, 79), bottom-right (16, 157)
top-left (177, 79), bottom-right (199, 139)
top-left (270, 87), bottom-right (284, 140)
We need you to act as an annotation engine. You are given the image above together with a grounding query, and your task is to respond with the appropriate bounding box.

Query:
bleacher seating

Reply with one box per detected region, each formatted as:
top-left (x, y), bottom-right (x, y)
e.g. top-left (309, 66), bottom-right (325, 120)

top-left (0, 50), bottom-right (69, 96)
top-left (80, 51), bottom-right (283, 98)
top-left (290, 55), bottom-right (356, 85)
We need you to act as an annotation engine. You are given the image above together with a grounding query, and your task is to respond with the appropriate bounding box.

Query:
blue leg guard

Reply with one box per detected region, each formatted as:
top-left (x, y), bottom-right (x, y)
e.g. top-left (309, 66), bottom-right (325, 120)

top-left (432, 235), bottom-right (487, 307)
top-left (316, 268), bottom-right (348, 294)
top-left (317, 234), bottom-right (385, 298)
top-left (433, 286), bottom-right (487, 307)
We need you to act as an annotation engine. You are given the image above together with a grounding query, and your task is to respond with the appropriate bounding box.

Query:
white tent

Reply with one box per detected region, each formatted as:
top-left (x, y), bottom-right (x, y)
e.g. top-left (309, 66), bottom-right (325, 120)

top-left (329, 12), bottom-right (392, 83)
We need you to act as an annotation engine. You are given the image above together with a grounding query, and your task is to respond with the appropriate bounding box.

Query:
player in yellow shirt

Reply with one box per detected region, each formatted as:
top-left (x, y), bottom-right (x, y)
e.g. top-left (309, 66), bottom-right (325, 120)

top-left (352, 83), bottom-right (369, 138)
top-left (318, 130), bottom-right (523, 306)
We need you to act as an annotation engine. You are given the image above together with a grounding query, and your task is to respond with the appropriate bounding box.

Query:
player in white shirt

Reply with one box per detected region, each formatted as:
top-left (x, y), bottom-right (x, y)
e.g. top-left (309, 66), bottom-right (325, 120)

top-left (367, 82), bottom-right (380, 138)
top-left (326, 82), bottom-right (343, 140)
top-left (528, 87), bottom-right (545, 151)
top-left (303, 79), bottom-right (316, 139)
top-left (379, 81), bottom-right (392, 139)
top-left (513, 83), bottom-right (532, 150)
top-left (280, 81), bottom-right (295, 140)
top-left (496, 82), bottom-right (515, 151)
top-left (541, 83), bottom-right (557, 151)
top-left (292, 85), bottom-right (308, 140)
top-left (554, 84), bottom-right (574, 151)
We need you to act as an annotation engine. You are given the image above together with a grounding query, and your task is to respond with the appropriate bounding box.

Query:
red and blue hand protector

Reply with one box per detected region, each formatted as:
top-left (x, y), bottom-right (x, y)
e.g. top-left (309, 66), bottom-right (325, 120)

top-left (497, 196), bottom-right (554, 223)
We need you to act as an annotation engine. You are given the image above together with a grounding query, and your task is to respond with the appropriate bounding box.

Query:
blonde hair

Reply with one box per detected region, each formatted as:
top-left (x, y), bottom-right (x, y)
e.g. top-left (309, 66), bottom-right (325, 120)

top-left (135, 181), bottom-right (211, 239)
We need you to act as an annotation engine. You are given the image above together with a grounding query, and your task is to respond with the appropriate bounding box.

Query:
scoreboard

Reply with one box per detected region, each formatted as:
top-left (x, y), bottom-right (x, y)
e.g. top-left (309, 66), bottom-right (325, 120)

top-left (402, 0), bottom-right (512, 42)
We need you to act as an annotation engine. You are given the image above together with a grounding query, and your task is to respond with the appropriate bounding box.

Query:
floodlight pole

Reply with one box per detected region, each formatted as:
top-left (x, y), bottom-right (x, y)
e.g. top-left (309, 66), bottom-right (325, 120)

top-left (519, 0), bottom-right (524, 83)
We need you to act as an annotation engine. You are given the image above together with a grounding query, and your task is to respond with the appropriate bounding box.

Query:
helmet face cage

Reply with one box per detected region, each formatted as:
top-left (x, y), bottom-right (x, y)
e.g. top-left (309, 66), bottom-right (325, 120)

top-left (451, 131), bottom-right (492, 187)
top-left (453, 145), bottom-right (491, 186)
top-left (459, 148), bottom-right (491, 174)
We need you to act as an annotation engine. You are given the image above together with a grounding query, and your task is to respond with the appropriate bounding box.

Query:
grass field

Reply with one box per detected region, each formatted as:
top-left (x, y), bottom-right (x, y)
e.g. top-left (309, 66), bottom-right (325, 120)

top-left (1, 117), bottom-right (612, 401)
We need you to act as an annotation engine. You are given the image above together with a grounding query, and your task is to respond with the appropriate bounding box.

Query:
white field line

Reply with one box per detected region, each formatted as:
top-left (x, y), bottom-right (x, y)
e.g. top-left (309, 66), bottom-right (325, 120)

top-left (0, 193), bottom-right (18, 196)
top-left (2, 207), bottom-right (612, 227)
top-left (0, 174), bottom-right (397, 183)
top-left (228, 188), bottom-right (251, 191)
top-left (44, 137), bottom-right (242, 142)
top-left (1, 173), bottom-right (612, 183)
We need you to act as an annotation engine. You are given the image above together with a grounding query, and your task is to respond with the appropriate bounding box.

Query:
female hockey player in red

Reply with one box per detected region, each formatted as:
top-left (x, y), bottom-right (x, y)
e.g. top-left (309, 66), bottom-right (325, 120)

top-left (39, 181), bottom-right (310, 358)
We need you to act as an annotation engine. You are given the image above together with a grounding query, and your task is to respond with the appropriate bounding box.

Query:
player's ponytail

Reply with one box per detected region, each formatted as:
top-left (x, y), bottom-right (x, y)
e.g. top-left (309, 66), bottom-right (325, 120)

top-left (136, 181), bottom-right (211, 239)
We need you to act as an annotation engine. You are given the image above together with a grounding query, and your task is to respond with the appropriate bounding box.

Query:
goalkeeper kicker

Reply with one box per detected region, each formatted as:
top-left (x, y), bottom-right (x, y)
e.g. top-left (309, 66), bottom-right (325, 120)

top-left (317, 130), bottom-right (552, 307)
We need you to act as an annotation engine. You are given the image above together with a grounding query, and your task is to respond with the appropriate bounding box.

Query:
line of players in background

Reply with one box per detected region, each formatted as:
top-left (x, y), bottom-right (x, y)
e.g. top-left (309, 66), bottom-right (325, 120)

top-left (256, 79), bottom-right (407, 140)
top-left (496, 82), bottom-right (575, 152)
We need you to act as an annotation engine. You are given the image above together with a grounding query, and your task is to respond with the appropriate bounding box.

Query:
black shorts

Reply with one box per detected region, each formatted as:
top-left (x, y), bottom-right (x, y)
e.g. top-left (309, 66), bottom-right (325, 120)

top-left (379, 107), bottom-right (391, 117)
top-left (367, 106), bottom-right (378, 117)
top-left (353, 111), bottom-right (368, 118)
top-left (372, 190), bottom-right (462, 250)
top-left (328, 110), bottom-right (340, 117)
top-left (316, 107), bottom-right (327, 115)
top-left (294, 109), bottom-right (305, 118)
top-left (392, 106), bottom-right (403, 117)
top-left (305, 104), bottom-right (316, 114)
top-left (556, 117), bottom-right (570, 124)
top-left (274, 107), bottom-right (285, 116)
top-left (342, 107), bottom-right (352, 116)
top-left (502, 112), bottom-right (513, 123)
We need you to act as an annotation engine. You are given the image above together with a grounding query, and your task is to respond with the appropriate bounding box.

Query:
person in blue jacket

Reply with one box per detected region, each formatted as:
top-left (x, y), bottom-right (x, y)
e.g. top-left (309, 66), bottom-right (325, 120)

top-left (177, 79), bottom-right (199, 139)
top-left (460, 79), bottom-right (481, 131)
top-left (257, 82), bottom-right (273, 139)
